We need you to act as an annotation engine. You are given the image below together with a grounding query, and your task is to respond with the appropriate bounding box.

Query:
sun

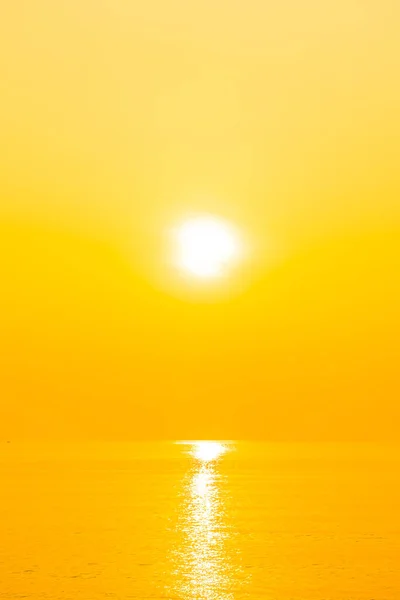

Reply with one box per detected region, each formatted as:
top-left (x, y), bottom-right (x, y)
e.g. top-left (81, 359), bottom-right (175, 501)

top-left (192, 441), bottom-right (227, 462)
top-left (175, 215), bottom-right (240, 278)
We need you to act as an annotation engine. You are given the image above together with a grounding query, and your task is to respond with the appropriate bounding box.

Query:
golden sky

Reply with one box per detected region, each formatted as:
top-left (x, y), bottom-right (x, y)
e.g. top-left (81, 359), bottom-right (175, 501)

top-left (1, 0), bottom-right (400, 440)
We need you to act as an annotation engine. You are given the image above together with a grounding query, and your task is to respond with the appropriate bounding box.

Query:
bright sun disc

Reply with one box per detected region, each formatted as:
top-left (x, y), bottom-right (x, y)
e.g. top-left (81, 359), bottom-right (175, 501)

top-left (176, 216), bottom-right (240, 278)
top-left (192, 441), bottom-right (227, 462)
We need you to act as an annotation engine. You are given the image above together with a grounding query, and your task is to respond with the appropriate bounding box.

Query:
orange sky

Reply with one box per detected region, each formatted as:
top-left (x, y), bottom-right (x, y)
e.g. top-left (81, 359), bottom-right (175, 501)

top-left (1, 0), bottom-right (400, 440)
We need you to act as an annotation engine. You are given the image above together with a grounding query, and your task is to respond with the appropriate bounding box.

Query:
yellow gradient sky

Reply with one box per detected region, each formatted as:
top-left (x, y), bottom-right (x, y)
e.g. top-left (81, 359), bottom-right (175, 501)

top-left (1, 0), bottom-right (400, 440)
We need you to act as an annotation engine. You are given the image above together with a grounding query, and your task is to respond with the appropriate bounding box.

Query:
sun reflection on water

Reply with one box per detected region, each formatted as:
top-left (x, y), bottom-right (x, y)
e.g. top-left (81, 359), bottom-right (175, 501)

top-left (170, 441), bottom-right (239, 600)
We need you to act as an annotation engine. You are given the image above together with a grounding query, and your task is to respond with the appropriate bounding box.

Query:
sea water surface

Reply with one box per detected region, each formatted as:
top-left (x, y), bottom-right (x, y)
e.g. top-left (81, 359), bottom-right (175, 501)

top-left (0, 441), bottom-right (400, 599)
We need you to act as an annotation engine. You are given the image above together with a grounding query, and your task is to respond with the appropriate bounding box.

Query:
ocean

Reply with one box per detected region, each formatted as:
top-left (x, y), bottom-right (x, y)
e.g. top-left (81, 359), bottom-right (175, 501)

top-left (0, 441), bottom-right (399, 599)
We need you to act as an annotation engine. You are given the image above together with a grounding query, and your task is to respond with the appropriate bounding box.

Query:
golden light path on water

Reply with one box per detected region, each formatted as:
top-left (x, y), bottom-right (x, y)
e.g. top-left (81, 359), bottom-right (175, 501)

top-left (170, 441), bottom-right (242, 600)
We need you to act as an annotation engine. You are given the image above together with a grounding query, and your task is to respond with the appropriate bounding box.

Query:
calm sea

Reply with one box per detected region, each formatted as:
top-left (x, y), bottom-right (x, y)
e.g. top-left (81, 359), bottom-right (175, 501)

top-left (0, 441), bottom-right (399, 599)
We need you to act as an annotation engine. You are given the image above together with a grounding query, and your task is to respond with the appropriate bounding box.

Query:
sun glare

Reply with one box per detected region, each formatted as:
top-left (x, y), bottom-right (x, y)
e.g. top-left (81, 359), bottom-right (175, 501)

top-left (192, 441), bottom-right (227, 462)
top-left (175, 216), bottom-right (240, 278)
